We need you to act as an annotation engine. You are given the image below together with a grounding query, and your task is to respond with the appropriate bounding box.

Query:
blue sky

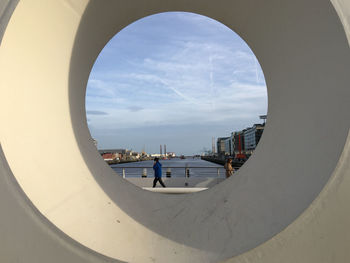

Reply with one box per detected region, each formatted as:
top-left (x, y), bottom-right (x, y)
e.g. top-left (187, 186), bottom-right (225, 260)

top-left (86, 12), bottom-right (267, 155)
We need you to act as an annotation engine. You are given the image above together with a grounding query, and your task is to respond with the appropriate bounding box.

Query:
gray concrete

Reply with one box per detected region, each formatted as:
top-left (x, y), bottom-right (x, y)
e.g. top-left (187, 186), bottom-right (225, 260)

top-left (0, 0), bottom-right (18, 44)
top-left (0, 0), bottom-right (350, 262)
top-left (126, 177), bottom-right (225, 188)
top-left (143, 187), bottom-right (208, 194)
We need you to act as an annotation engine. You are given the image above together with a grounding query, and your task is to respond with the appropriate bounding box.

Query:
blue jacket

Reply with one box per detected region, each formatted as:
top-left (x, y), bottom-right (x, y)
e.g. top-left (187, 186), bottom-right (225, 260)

top-left (153, 162), bottom-right (162, 178)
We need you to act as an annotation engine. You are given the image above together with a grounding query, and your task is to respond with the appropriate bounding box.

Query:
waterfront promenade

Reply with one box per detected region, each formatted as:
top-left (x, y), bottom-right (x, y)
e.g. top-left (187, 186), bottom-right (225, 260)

top-left (111, 158), bottom-right (226, 178)
top-left (111, 158), bottom-right (227, 188)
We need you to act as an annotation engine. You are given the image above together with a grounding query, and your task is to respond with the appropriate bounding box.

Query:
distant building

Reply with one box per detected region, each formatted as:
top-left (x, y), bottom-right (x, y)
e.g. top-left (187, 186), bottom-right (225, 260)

top-left (217, 137), bottom-right (230, 156)
top-left (232, 130), bottom-right (246, 156)
top-left (99, 149), bottom-right (132, 160)
top-left (99, 149), bottom-right (128, 155)
top-left (151, 153), bottom-right (162, 157)
top-left (223, 137), bottom-right (232, 156)
top-left (140, 151), bottom-right (149, 157)
top-left (215, 115), bottom-right (266, 157)
top-left (132, 152), bottom-right (140, 159)
top-left (212, 137), bottom-right (216, 154)
top-left (102, 153), bottom-right (119, 161)
top-left (244, 124), bottom-right (265, 154)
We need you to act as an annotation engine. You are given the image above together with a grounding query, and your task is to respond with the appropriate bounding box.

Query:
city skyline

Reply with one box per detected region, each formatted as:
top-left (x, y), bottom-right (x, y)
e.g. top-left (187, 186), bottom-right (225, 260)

top-left (86, 12), bottom-right (267, 155)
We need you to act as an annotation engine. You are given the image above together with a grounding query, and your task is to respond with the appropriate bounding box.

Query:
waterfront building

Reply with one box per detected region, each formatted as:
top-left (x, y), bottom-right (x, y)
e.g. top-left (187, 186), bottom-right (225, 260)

top-left (223, 137), bottom-right (232, 156)
top-left (102, 153), bottom-right (119, 161)
top-left (229, 133), bottom-right (234, 156)
top-left (151, 153), bottom-right (163, 157)
top-left (98, 149), bottom-right (132, 160)
top-left (217, 137), bottom-right (230, 156)
top-left (231, 130), bottom-right (246, 156)
top-left (244, 124), bottom-right (264, 154)
top-left (132, 152), bottom-right (140, 159)
top-left (99, 149), bottom-right (128, 155)
top-left (212, 137), bottom-right (216, 154)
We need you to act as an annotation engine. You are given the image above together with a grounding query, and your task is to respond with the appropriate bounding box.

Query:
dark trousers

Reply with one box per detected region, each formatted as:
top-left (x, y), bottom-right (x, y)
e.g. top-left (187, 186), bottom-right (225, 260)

top-left (153, 177), bottom-right (166, 188)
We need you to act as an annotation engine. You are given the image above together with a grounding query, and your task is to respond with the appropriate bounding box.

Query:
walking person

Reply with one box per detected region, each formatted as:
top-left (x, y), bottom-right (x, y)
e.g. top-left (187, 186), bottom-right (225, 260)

top-left (224, 158), bottom-right (234, 178)
top-left (153, 158), bottom-right (166, 188)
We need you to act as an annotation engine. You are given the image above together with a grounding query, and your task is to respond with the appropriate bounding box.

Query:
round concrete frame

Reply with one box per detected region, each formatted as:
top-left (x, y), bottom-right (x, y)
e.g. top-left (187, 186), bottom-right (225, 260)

top-left (1, 0), bottom-right (350, 262)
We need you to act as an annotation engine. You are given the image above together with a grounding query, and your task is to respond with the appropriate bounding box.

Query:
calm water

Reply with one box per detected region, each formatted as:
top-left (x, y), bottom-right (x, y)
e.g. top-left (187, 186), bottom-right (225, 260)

top-left (111, 158), bottom-right (226, 178)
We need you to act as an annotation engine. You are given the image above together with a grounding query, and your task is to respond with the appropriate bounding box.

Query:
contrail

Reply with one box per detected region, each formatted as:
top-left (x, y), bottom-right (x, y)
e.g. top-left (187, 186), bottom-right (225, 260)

top-left (253, 56), bottom-right (260, 84)
top-left (209, 56), bottom-right (215, 110)
top-left (160, 78), bottom-right (200, 105)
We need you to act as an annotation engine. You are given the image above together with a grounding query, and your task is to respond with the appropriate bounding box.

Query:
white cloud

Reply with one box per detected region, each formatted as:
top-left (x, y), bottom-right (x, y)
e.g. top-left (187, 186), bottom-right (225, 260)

top-left (86, 12), bottom-right (267, 153)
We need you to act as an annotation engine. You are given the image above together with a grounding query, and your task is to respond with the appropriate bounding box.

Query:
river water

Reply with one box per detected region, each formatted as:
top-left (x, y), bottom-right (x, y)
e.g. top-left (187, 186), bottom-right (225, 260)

top-left (110, 158), bottom-right (226, 178)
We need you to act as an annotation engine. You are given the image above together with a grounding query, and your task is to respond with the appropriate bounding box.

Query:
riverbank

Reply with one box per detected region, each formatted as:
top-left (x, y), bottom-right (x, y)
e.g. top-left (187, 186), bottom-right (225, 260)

top-left (201, 156), bottom-right (245, 168)
top-left (106, 157), bottom-right (153, 165)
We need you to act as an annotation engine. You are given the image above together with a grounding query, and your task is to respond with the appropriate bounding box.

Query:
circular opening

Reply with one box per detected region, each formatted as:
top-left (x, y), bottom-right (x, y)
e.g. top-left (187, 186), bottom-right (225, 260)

top-left (3, 1), bottom-right (349, 262)
top-left (86, 12), bottom-right (267, 192)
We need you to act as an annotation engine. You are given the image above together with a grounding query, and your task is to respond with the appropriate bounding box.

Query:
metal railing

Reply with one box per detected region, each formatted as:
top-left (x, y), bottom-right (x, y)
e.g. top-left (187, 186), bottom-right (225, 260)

top-left (111, 166), bottom-right (231, 179)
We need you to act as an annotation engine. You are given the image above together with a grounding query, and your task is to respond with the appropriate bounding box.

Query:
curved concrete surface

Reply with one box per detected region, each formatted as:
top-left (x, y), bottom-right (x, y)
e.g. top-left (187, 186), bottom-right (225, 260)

top-left (0, 0), bottom-right (349, 262)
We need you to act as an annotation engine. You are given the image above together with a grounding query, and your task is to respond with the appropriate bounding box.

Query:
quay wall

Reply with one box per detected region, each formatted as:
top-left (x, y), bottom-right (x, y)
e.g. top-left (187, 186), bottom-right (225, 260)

top-left (201, 156), bottom-right (244, 168)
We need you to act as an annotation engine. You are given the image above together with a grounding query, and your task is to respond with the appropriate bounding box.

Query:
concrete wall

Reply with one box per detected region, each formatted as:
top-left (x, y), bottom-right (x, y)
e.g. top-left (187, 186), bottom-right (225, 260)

top-left (126, 177), bottom-right (226, 188)
top-left (0, 0), bottom-right (349, 262)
